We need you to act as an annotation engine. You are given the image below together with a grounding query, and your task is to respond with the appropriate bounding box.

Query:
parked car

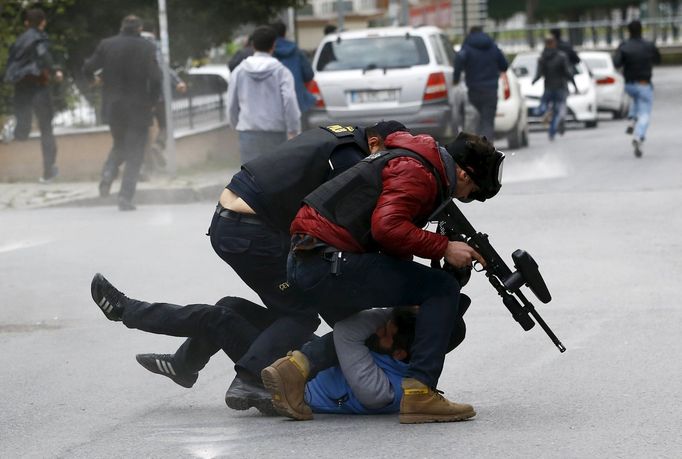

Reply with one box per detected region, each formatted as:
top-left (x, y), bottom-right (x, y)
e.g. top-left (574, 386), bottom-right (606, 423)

top-left (511, 52), bottom-right (599, 128)
top-left (306, 26), bottom-right (454, 139)
top-left (579, 51), bottom-right (629, 118)
top-left (452, 69), bottom-right (529, 149)
top-left (187, 64), bottom-right (229, 98)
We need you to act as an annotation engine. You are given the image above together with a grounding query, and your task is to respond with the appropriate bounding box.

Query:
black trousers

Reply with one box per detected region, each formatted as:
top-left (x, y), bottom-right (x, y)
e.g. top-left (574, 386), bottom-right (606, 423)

top-left (167, 212), bottom-right (320, 377)
top-left (287, 248), bottom-right (464, 388)
top-left (468, 88), bottom-right (498, 142)
top-left (101, 119), bottom-right (149, 202)
top-left (13, 83), bottom-right (57, 177)
top-left (122, 296), bottom-right (313, 369)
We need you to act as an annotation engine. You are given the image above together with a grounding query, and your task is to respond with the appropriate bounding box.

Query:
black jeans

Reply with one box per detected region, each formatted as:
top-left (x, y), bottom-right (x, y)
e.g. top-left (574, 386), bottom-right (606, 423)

top-left (122, 296), bottom-right (316, 372)
top-left (168, 212), bottom-right (320, 378)
top-left (287, 248), bottom-right (463, 388)
top-left (468, 88), bottom-right (498, 142)
top-left (13, 83), bottom-right (57, 176)
top-left (101, 120), bottom-right (149, 202)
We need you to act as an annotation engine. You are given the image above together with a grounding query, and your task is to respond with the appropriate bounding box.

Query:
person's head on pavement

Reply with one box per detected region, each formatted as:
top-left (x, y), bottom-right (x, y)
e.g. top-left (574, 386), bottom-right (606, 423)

top-left (365, 306), bottom-right (417, 362)
top-left (252, 25), bottom-right (277, 55)
top-left (445, 131), bottom-right (505, 202)
top-left (364, 120), bottom-right (409, 154)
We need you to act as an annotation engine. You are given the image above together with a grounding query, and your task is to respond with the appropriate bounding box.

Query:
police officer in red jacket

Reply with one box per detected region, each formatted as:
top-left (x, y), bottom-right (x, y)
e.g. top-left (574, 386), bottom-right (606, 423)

top-left (261, 131), bottom-right (504, 424)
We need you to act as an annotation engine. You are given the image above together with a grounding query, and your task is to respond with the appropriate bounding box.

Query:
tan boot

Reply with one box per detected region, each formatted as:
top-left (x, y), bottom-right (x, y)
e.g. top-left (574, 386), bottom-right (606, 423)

top-left (399, 378), bottom-right (476, 424)
top-left (260, 350), bottom-right (313, 421)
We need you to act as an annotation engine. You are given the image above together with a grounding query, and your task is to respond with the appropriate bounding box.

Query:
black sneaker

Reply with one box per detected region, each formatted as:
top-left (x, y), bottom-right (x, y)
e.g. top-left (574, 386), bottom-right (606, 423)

top-left (136, 353), bottom-right (198, 388)
top-left (90, 273), bottom-right (126, 321)
top-left (632, 138), bottom-right (643, 158)
top-left (225, 375), bottom-right (278, 416)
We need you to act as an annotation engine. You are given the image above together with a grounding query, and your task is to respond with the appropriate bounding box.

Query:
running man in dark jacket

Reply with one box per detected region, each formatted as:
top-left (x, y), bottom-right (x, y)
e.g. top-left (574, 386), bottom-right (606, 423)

top-left (614, 20), bottom-right (660, 158)
top-left (532, 36), bottom-right (577, 141)
top-left (454, 27), bottom-right (508, 142)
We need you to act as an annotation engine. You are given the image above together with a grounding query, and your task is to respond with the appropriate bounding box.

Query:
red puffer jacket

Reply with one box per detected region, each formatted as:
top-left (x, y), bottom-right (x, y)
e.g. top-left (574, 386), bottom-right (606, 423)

top-left (290, 132), bottom-right (451, 259)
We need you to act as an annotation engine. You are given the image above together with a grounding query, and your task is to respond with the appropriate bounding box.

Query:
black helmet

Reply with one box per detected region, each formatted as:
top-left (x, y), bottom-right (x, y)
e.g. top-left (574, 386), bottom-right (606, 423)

top-left (445, 132), bottom-right (505, 202)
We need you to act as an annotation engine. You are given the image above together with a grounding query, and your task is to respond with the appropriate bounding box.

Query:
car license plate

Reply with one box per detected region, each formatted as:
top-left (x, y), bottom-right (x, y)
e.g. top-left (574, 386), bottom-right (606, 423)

top-left (349, 89), bottom-right (399, 104)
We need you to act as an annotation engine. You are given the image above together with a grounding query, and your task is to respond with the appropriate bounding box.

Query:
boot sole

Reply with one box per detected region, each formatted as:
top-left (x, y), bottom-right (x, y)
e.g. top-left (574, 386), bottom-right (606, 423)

top-left (399, 409), bottom-right (476, 424)
top-left (225, 395), bottom-right (278, 416)
top-left (260, 366), bottom-right (313, 421)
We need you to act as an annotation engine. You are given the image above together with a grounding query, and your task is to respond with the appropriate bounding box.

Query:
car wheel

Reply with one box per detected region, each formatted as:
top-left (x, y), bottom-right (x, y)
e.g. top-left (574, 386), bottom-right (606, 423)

top-left (507, 117), bottom-right (525, 149)
top-left (585, 120), bottom-right (598, 128)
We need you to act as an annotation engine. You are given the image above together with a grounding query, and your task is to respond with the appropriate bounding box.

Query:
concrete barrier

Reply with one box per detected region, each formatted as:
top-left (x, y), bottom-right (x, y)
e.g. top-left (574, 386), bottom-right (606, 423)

top-left (0, 122), bottom-right (239, 182)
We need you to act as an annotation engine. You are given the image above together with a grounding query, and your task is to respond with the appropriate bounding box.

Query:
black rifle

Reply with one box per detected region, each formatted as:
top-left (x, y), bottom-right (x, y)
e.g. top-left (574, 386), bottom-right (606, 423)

top-left (431, 200), bottom-right (566, 353)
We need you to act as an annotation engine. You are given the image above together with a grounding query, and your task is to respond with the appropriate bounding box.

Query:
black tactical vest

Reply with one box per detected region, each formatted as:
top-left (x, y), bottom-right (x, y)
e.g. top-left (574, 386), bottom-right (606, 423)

top-left (304, 148), bottom-right (447, 250)
top-left (243, 125), bottom-right (369, 232)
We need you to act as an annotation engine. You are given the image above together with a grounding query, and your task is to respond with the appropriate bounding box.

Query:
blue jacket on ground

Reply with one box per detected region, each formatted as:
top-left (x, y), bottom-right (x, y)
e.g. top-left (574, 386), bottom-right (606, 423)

top-left (305, 352), bottom-right (408, 414)
top-left (454, 31), bottom-right (508, 92)
top-left (274, 37), bottom-right (316, 113)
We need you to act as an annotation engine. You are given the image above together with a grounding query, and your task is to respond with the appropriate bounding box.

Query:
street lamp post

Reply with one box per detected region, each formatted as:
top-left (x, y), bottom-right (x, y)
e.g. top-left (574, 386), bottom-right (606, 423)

top-left (158, 0), bottom-right (176, 177)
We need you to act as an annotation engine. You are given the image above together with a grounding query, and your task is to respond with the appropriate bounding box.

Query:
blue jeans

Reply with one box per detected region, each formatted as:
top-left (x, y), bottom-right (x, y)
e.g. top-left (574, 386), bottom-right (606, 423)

top-left (238, 130), bottom-right (287, 164)
top-left (287, 248), bottom-right (464, 388)
top-left (625, 82), bottom-right (653, 141)
top-left (533, 89), bottom-right (568, 139)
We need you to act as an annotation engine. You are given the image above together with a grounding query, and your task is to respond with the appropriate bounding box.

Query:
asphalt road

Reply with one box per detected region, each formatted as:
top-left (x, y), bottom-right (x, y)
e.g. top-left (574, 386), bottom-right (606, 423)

top-left (1, 67), bottom-right (681, 458)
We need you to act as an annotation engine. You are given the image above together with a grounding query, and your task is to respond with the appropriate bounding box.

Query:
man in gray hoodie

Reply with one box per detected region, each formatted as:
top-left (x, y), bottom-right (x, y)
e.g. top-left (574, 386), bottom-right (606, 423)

top-left (226, 26), bottom-right (300, 164)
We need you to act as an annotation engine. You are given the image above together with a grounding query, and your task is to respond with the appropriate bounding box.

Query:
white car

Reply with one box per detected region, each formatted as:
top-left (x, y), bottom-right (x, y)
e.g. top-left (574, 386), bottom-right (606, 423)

top-left (452, 70), bottom-right (529, 149)
top-left (306, 26), bottom-right (454, 140)
top-left (511, 52), bottom-right (599, 128)
top-left (579, 51), bottom-right (629, 118)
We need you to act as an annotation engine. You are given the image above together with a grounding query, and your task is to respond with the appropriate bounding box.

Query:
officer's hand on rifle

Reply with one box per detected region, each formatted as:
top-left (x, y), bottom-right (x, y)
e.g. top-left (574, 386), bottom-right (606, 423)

top-left (443, 241), bottom-right (485, 269)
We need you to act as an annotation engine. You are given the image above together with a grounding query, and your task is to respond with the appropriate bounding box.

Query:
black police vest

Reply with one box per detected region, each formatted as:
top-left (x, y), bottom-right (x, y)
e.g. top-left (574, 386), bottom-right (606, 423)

top-left (243, 125), bottom-right (369, 232)
top-left (304, 148), bottom-right (446, 250)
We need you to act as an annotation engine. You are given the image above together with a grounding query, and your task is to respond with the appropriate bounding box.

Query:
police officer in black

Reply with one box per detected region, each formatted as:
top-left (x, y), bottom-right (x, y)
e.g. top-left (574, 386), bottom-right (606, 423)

top-left (91, 121), bottom-right (408, 412)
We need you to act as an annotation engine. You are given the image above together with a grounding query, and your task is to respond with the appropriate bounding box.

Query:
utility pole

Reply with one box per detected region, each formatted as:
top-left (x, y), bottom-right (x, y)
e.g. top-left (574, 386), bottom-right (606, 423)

top-left (401, 0), bottom-right (409, 26)
top-left (337, 0), bottom-right (345, 31)
top-left (158, 0), bottom-right (176, 176)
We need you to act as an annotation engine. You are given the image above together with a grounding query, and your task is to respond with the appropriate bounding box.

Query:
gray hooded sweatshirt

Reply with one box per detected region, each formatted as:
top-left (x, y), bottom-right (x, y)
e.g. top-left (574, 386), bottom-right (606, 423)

top-left (226, 51), bottom-right (301, 134)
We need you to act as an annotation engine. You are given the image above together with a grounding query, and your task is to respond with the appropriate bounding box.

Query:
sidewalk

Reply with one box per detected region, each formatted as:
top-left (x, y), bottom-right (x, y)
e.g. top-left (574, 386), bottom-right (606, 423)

top-left (0, 168), bottom-right (236, 210)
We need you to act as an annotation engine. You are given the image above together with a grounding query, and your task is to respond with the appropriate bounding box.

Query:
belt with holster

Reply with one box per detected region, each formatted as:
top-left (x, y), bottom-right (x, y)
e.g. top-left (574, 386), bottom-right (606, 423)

top-left (291, 234), bottom-right (345, 275)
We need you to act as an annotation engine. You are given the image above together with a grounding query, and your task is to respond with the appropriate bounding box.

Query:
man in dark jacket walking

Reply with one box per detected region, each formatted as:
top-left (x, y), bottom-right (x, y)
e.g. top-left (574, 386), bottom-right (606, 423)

top-left (532, 36), bottom-right (577, 141)
top-left (614, 20), bottom-right (660, 158)
top-left (4, 8), bottom-right (63, 182)
top-left (271, 21), bottom-right (316, 117)
top-left (454, 26), bottom-right (508, 142)
top-left (83, 15), bottom-right (161, 210)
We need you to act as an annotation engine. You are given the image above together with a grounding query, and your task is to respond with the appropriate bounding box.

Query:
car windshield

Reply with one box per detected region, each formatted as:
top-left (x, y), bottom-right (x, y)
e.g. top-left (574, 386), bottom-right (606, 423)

top-left (316, 36), bottom-right (429, 71)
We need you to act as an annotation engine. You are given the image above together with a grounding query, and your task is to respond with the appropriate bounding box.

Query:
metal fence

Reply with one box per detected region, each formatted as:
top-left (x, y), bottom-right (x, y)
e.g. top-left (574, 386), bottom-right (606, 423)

top-left (487, 16), bottom-right (682, 54)
top-left (52, 73), bottom-right (227, 132)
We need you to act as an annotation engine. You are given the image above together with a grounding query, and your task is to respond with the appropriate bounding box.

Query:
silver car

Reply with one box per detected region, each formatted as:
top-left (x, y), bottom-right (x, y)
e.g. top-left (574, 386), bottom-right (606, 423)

top-left (306, 26), bottom-right (454, 139)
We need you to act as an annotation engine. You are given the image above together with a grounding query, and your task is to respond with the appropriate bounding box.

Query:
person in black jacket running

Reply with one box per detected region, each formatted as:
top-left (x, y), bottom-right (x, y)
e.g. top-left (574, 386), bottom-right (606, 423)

top-left (614, 20), bottom-right (660, 158)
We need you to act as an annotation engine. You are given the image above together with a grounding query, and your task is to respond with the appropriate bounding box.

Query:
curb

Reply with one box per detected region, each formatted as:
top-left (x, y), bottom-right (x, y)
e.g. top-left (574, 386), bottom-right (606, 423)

top-left (52, 183), bottom-right (225, 208)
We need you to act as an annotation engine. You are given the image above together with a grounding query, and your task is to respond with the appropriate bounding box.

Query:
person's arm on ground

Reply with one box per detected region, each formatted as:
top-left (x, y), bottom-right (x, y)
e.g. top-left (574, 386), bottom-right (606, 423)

top-left (333, 309), bottom-right (395, 409)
